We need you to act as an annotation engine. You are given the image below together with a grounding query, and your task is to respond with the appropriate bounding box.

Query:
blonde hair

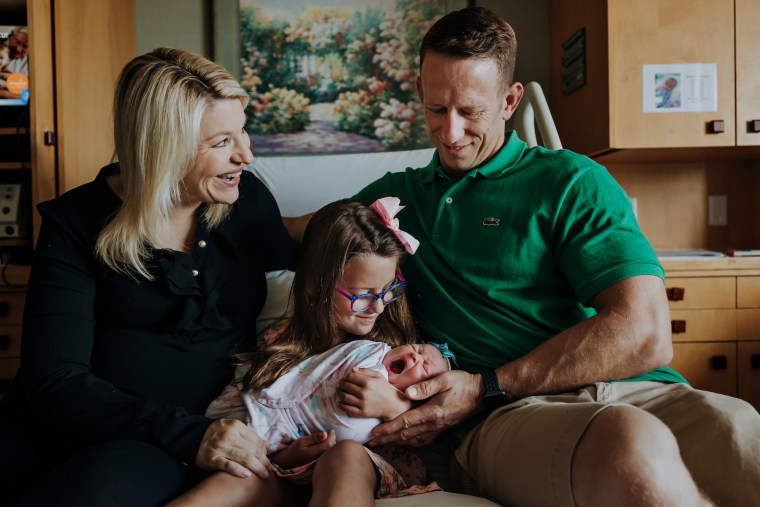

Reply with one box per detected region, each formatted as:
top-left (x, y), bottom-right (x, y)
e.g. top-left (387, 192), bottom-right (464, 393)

top-left (96, 47), bottom-right (249, 279)
top-left (238, 199), bottom-right (418, 392)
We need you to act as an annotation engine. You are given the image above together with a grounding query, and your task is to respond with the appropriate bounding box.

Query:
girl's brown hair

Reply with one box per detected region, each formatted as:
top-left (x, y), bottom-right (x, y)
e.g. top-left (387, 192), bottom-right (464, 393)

top-left (238, 198), bottom-right (417, 392)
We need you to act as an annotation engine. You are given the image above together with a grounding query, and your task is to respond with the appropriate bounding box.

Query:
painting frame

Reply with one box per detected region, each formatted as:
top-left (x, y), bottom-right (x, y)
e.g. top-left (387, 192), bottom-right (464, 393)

top-left (214, 0), bottom-right (468, 155)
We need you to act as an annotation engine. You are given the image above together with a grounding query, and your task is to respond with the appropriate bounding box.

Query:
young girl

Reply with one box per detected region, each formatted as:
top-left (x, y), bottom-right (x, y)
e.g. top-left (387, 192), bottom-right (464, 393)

top-left (170, 197), bottom-right (444, 507)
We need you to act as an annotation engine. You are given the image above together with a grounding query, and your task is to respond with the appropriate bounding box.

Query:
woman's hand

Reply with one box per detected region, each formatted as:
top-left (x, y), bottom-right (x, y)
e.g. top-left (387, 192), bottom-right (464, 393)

top-left (338, 367), bottom-right (412, 421)
top-left (196, 418), bottom-right (271, 479)
top-left (269, 430), bottom-right (337, 469)
top-left (367, 370), bottom-right (484, 446)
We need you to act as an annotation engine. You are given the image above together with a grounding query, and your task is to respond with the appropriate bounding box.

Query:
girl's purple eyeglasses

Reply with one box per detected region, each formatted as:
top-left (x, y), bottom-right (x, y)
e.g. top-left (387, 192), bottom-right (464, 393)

top-left (335, 271), bottom-right (407, 312)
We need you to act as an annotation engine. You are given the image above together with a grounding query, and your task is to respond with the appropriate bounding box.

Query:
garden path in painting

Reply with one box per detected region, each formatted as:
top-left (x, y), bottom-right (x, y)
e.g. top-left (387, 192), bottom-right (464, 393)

top-left (250, 103), bottom-right (384, 154)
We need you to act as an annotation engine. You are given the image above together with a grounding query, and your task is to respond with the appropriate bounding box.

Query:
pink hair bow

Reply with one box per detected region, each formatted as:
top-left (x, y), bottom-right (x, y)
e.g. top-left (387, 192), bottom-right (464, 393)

top-left (370, 197), bottom-right (420, 255)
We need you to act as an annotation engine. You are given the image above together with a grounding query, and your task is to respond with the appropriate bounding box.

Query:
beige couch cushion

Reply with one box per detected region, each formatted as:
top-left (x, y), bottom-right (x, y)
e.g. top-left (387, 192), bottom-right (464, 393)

top-left (376, 491), bottom-right (499, 506)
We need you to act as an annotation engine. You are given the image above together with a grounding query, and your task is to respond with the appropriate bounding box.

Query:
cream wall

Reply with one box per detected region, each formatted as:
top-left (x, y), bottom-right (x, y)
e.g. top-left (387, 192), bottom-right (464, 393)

top-left (135, 0), bottom-right (212, 57)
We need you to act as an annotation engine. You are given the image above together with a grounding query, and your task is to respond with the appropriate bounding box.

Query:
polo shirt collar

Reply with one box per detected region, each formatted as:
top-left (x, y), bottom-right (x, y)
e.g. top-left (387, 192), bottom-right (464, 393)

top-left (420, 130), bottom-right (527, 183)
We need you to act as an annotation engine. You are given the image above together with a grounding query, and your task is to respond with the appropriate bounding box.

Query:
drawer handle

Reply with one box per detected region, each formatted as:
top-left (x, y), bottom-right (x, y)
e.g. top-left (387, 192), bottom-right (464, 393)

top-left (748, 120), bottom-right (760, 133)
top-left (751, 354), bottom-right (760, 369)
top-left (671, 320), bottom-right (686, 333)
top-left (706, 120), bottom-right (725, 134)
top-left (0, 334), bottom-right (10, 350)
top-left (0, 301), bottom-right (8, 317)
top-left (711, 355), bottom-right (728, 370)
top-left (666, 287), bottom-right (685, 301)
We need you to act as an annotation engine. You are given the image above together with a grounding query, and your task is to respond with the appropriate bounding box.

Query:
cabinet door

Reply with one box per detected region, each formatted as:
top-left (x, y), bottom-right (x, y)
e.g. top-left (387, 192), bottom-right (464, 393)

top-left (53, 0), bottom-right (136, 193)
top-left (607, 0), bottom-right (735, 148)
top-left (738, 341), bottom-right (760, 411)
top-left (736, 0), bottom-right (760, 146)
top-left (670, 342), bottom-right (737, 397)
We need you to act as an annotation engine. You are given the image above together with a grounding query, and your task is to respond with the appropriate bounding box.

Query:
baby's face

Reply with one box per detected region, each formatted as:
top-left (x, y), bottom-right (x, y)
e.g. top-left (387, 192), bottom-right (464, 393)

top-left (383, 344), bottom-right (449, 391)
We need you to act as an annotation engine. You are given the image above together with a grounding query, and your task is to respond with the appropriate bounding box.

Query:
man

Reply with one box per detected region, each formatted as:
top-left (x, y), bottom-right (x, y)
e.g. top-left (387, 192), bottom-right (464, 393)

top-left (352, 6), bottom-right (760, 506)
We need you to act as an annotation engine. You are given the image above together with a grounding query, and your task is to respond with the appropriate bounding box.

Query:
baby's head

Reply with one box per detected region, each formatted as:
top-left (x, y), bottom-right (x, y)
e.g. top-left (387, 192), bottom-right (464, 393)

top-left (383, 343), bottom-right (453, 391)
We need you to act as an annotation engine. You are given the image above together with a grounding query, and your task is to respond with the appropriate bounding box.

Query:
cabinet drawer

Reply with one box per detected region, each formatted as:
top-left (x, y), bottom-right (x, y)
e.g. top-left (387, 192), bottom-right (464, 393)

top-left (0, 265), bottom-right (29, 288)
top-left (669, 342), bottom-right (737, 397)
top-left (666, 277), bottom-right (735, 309)
top-left (0, 357), bottom-right (20, 398)
top-left (738, 309), bottom-right (760, 340)
top-left (669, 309), bottom-right (736, 342)
top-left (738, 341), bottom-right (760, 413)
top-left (0, 292), bottom-right (26, 325)
top-left (0, 325), bottom-right (21, 357)
top-left (737, 276), bottom-right (760, 308)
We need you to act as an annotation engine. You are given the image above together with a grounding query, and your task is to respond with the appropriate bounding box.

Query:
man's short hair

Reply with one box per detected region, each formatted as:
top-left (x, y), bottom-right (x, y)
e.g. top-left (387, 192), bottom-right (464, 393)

top-left (419, 6), bottom-right (517, 93)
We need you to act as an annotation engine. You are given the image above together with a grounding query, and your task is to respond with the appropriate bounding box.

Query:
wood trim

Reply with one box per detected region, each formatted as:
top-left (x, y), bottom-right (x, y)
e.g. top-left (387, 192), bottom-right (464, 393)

top-left (736, 0), bottom-right (760, 146)
top-left (27, 0), bottom-right (58, 244)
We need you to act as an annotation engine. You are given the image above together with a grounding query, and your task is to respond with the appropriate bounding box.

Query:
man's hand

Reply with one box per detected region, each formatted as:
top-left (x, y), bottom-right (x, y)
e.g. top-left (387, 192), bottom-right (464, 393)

top-left (269, 430), bottom-right (337, 469)
top-left (196, 418), bottom-right (272, 479)
top-left (338, 367), bottom-right (412, 421)
top-left (367, 370), bottom-right (484, 446)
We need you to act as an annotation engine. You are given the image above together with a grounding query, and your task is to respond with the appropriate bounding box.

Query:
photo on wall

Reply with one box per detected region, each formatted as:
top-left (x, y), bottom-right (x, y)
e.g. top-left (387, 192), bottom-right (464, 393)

top-left (228, 0), bottom-right (466, 154)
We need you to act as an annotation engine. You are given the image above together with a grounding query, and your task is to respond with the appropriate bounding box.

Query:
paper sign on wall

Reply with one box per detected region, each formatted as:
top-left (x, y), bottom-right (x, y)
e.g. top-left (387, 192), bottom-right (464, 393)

top-left (642, 63), bottom-right (717, 113)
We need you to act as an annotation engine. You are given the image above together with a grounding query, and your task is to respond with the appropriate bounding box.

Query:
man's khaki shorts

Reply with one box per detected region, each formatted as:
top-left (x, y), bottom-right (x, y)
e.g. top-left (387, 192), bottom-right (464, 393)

top-left (450, 381), bottom-right (760, 506)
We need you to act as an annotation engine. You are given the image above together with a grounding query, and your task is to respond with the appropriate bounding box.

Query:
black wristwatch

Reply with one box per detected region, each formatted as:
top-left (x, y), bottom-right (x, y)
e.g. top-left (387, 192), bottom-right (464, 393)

top-left (481, 369), bottom-right (509, 412)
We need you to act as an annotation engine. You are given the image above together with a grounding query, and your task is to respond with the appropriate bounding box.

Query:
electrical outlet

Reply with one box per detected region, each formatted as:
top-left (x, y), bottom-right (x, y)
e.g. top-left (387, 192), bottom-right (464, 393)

top-left (708, 195), bottom-right (728, 226)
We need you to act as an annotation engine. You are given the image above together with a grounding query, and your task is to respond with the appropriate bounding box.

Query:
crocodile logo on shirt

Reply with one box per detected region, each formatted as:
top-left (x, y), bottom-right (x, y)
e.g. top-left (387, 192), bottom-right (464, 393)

top-left (482, 217), bottom-right (500, 226)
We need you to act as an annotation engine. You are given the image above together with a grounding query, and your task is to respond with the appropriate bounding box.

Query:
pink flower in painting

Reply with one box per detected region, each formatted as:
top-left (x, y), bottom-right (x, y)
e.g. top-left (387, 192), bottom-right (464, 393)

top-left (369, 77), bottom-right (390, 94)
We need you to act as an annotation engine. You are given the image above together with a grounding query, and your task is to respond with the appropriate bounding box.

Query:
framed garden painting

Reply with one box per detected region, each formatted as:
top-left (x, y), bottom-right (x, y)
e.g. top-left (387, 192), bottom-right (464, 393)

top-left (215, 0), bottom-right (468, 154)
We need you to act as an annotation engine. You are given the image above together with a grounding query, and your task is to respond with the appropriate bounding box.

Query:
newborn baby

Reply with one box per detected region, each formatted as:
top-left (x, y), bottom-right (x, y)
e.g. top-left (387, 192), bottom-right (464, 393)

top-left (207, 340), bottom-right (452, 453)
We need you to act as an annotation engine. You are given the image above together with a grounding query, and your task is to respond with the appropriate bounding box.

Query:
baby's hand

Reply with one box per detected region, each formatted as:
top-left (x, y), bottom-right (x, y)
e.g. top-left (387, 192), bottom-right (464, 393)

top-left (338, 367), bottom-right (413, 421)
top-left (269, 430), bottom-right (337, 469)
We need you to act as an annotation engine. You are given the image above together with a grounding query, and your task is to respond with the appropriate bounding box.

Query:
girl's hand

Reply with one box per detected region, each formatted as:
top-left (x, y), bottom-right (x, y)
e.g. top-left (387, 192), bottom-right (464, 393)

top-left (269, 430), bottom-right (337, 469)
top-left (338, 367), bottom-right (413, 421)
top-left (196, 418), bottom-right (272, 479)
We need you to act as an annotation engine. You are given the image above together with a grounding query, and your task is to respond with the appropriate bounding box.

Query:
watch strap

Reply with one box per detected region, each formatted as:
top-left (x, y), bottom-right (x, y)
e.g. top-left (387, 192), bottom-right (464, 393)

top-left (481, 369), bottom-right (509, 412)
top-left (481, 369), bottom-right (504, 397)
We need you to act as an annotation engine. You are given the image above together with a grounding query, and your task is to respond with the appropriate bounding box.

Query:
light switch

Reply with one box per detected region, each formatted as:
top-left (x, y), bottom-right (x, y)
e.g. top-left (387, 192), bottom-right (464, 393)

top-left (708, 195), bottom-right (728, 226)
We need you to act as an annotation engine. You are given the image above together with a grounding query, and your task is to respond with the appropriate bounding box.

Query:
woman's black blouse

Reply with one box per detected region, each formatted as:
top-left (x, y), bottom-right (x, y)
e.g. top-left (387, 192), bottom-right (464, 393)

top-left (3, 164), bottom-right (297, 463)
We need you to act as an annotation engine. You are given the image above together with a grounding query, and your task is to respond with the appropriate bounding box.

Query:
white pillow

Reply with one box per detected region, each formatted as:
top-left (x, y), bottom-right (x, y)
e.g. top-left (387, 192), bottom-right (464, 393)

top-left (255, 270), bottom-right (295, 346)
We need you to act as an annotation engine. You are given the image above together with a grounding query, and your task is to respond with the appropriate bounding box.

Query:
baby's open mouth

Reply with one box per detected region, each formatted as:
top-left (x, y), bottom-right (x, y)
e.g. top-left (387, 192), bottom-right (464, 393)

top-left (389, 359), bottom-right (405, 374)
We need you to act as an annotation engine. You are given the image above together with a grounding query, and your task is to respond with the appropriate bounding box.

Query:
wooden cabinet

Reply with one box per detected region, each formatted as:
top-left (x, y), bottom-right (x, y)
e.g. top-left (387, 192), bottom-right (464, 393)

top-left (663, 258), bottom-right (760, 411)
top-left (0, 0), bottom-right (135, 397)
top-left (549, 0), bottom-right (760, 157)
top-left (0, 264), bottom-right (31, 397)
top-left (27, 0), bottom-right (135, 240)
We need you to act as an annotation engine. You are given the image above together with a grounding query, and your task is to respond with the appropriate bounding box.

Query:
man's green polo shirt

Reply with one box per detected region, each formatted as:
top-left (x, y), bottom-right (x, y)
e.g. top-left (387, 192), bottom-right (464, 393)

top-left (356, 131), bottom-right (685, 384)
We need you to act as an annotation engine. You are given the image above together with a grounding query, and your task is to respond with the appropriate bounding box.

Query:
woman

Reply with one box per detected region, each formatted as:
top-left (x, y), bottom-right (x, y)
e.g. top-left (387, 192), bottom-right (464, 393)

top-left (0, 48), bottom-right (299, 505)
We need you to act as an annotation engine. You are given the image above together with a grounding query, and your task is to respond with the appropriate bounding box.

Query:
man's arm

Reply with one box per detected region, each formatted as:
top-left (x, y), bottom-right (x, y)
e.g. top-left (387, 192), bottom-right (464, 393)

top-left (282, 213), bottom-right (313, 244)
top-left (368, 274), bottom-right (673, 445)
